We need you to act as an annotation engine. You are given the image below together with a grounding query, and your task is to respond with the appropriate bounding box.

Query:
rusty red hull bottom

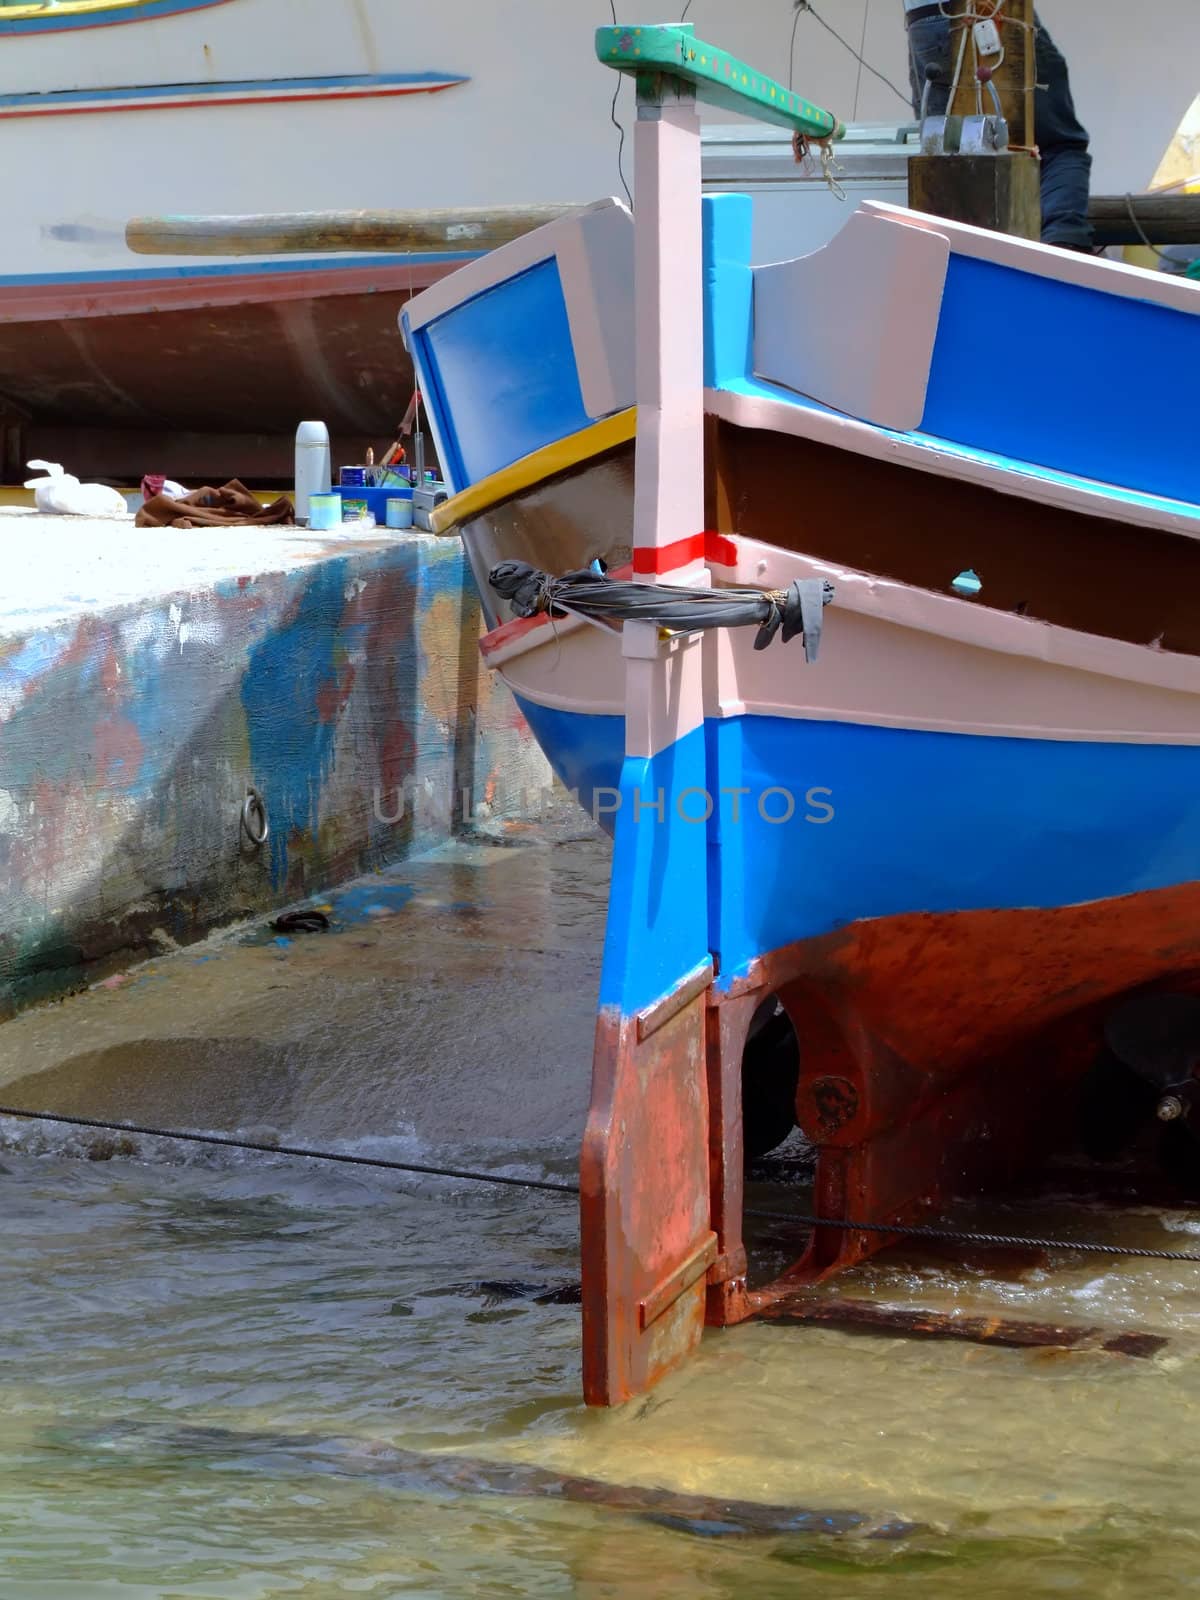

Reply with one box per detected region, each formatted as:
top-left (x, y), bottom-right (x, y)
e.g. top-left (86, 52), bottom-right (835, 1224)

top-left (582, 880), bottom-right (1200, 1404)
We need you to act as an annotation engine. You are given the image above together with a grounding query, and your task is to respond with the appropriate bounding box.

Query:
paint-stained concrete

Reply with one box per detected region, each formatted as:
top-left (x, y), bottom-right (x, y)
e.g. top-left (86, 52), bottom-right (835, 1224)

top-left (0, 510), bottom-right (549, 1017)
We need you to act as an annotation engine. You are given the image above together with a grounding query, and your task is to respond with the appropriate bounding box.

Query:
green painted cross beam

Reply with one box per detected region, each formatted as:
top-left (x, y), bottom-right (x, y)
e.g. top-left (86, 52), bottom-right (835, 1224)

top-left (595, 22), bottom-right (843, 141)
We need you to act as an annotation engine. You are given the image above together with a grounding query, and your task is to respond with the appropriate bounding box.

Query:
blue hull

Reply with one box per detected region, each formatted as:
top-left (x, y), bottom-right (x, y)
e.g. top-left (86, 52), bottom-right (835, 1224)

top-left (518, 697), bottom-right (1200, 1013)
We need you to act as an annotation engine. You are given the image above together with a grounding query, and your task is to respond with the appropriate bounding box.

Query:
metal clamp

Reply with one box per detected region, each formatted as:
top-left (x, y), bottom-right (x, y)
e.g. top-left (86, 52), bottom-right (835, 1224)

top-left (241, 786), bottom-right (269, 848)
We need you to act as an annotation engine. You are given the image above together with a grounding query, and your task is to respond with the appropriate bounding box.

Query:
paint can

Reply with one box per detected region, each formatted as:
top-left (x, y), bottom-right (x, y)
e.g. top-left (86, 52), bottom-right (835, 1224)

top-left (340, 496), bottom-right (374, 525)
top-left (385, 497), bottom-right (414, 529)
top-left (340, 466), bottom-right (367, 488)
top-left (308, 493), bottom-right (341, 531)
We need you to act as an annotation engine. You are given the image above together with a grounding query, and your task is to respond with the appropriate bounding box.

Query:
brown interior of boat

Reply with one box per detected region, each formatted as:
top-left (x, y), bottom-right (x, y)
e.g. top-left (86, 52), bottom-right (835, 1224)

top-left (706, 417), bottom-right (1200, 658)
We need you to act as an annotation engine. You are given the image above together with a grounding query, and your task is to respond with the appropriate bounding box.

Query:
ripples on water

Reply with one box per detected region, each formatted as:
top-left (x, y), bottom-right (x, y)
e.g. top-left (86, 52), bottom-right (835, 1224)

top-left (0, 833), bottom-right (1197, 1595)
top-left (0, 1122), bottom-right (1197, 1598)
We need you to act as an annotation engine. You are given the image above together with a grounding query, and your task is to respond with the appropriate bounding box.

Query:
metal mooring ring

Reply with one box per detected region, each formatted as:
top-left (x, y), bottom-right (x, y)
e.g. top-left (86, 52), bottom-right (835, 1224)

top-left (241, 786), bottom-right (269, 848)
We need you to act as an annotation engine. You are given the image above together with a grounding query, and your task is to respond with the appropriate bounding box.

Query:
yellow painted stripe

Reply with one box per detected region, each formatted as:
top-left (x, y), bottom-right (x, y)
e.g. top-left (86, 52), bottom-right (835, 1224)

top-left (0, 0), bottom-right (168, 19)
top-left (430, 409), bottom-right (636, 535)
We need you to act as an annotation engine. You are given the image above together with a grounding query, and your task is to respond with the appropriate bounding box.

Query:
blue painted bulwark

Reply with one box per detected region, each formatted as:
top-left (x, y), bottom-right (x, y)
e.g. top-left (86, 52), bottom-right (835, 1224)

top-left (702, 193), bottom-right (754, 392)
top-left (921, 255), bottom-right (1200, 505)
top-left (701, 194), bottom-right (1200, 516)
top-left (414, 259), bottom-right (592, 489)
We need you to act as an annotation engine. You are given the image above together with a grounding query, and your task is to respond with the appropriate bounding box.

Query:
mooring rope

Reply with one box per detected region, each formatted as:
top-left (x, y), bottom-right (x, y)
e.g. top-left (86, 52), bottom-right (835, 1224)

top-left (2, 1104), bottom-right (1199, 1263)
top-left (0, 1107), bottom-right (579, 1197)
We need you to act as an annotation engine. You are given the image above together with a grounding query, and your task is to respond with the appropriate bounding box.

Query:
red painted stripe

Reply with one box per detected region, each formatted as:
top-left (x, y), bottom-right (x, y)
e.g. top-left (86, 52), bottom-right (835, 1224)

top-left (479, 612), bottom-right (550, 659)
top-left (632, 531), bottom-right (738, 574)
top-left (0, 82), bottom-right (459, 120)
top-left (632, 532), bottom-right (705, 575)
top-left (706, 531), bottom-right (739, 567)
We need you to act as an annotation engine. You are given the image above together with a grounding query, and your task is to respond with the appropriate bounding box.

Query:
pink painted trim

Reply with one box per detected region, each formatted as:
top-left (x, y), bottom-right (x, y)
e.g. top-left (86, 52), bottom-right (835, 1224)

top-left (482, 527), bottom-right (1200, 745)
top-left (866, 199), bottom-right (1200, 319)
top-left (721, 534), bottom-right (1200, 697)
top-left (0, 258), bottom-right (462, 325)
top-left (753, 209), bottom-right (948, 431)
top-left (709, 536), bottom-right (1200, 742)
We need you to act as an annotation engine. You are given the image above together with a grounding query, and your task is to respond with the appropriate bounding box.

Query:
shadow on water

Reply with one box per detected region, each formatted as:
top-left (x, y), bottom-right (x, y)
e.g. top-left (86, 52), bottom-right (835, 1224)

top-left (39, 1418), bottom-right (918, 1542)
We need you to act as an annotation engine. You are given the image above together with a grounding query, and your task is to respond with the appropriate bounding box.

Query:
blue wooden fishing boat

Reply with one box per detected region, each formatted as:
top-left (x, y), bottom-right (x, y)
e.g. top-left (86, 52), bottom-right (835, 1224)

top-left (404, 24), bottom-right (1200, 1404)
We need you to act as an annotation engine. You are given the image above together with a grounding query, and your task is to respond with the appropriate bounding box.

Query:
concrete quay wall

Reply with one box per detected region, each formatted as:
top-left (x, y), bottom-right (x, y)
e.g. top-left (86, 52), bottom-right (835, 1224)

top-left (0, 514), bottom-right (550, 1016)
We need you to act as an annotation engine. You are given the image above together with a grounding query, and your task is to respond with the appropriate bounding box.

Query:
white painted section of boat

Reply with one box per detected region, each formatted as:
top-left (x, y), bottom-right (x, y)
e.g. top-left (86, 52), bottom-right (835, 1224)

top-left (707, 387), bottom-right (1200, 544)
top-left (485, 529), bottom-right (1200, 747)
top-left (6, 0), bottom-right (1197, 294)
top-left (709, 536), bottom-right (1200, 743)
top-left (752, 209), bottom-right (949, 432)
top-left (483, 615), bottom-right (624, 717)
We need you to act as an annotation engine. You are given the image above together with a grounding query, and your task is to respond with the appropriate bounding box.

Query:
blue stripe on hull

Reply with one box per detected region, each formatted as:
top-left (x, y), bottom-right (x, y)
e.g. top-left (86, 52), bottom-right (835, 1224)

top-left (518, 702), bottom-right (1200, 1002)
top-left (597, 724), bottom-right (711, 1017)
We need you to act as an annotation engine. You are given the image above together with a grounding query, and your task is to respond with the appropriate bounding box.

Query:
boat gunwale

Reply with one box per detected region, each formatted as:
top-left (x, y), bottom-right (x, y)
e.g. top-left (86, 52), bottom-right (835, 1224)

top-left (429, 392), bottom-right (1200, 553)
top-left (708, 386), bottom-right (1200, 545)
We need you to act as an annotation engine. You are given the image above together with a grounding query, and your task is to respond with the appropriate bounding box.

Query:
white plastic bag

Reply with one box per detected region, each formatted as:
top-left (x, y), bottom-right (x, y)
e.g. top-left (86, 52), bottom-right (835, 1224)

top-left (24, 460), bottom-right (129, 518)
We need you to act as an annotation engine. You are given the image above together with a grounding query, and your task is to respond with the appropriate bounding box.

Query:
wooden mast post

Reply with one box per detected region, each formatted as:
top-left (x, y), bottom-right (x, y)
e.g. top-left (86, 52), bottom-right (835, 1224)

top-left (585, 24), bottom-right (841, 1406)
top-left (908, 0), bottom-right (1041, 240)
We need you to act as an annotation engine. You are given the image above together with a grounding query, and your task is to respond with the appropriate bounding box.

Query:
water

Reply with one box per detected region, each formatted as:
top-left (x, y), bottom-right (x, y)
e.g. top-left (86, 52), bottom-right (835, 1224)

top-left (0, 824), bottom-right (1198, 1596)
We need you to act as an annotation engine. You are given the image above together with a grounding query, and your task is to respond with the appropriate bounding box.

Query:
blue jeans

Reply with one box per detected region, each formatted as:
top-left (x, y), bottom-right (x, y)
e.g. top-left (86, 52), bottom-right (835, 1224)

top-left (906, 11), bottom-right (1094, 250)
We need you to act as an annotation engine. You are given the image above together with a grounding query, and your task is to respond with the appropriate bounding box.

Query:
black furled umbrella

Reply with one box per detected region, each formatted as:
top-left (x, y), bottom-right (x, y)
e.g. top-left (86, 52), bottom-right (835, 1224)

top-left (489, 561), bottom-right (834, 660)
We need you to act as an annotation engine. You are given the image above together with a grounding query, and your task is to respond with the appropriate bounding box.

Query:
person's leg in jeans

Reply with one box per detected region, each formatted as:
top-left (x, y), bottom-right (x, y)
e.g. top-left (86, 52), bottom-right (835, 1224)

top-left (1032, 14), bottom-right (1093, 249)
top-left (905, 11), bottom-right (953, 119)
top-left (904, 7), bottom-right (1093, 250)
